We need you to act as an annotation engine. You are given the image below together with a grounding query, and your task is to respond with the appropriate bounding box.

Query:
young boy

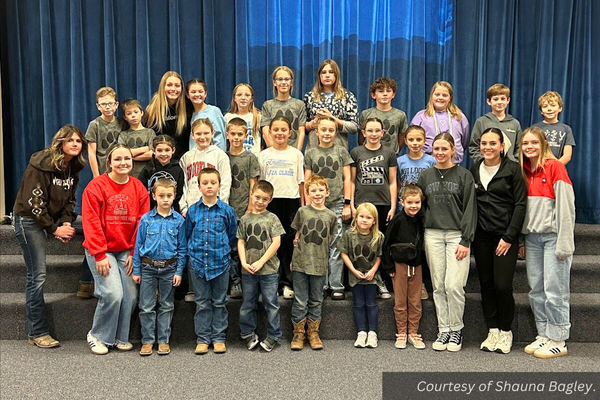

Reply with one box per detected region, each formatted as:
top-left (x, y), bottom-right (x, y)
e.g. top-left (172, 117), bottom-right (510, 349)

top-left (358, 77), bottom-right (408, 154)
top-left (118, 99), bottom-right (156, 178)
top-left (132, 179), bottom-right (187, 356)
top-left (469, 83), bottom-right (522, 162)
top-left (227, 118), bottom-right (261, 299)
top-left (533, 91), bottom-right (576, 165)
top-left (86, 87), bottom-right (128, 178)
top-left (237, 180), bottom-right (286, 352)
top-left (382, 184), bottom-right (426, 350)
top-left (290, 175), bottom-right (337, 351)
top-left (185, 168), bottom-right (237, 354)
top-left (304, 116), bottom-right (353, 300)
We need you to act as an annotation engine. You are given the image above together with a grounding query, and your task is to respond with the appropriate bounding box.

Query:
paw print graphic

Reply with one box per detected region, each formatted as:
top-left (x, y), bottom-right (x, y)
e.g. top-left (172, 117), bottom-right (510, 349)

top-left (275, 109), bottom-right (298, 141)
top-left (316, 155), bottom-right (339, 179)
top-left (246, 223), bottom-right (269, 251)
top-left (231, 163), bottom-right (246, 189)
top-left (101, 130), bottom-right (120, 151)
top-left (381, 119), bottom-right (395, 145)
top-left (301, 218), bottom-right (329, 246)
top-left (353, 244), bottom-right (373, 271)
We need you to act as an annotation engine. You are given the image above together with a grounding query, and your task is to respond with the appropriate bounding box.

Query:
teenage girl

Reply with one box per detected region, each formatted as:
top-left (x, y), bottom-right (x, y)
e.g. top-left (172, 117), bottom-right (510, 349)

top-left (411, 81), bottom-right (470, 164)
top-left (186, 78), bottom-right (226, 152)
top-left (417, 133), bottom-right (477, 352)
top-left (339, 203), bottom-right (384, 349)
top-left (83, 144), bottom-right (150, 355)
top-left (261, 66), bottom-right (306, 150)
top-left (144, 71), bottom-right (188, 159)
top-left (304, 59), bottom-right (359, 150)
top-left (470, 128), bottom-right (527, 354)
top-left (13, 125), bottom-right (87, 348)
top-left (519, 126), bottom-right (575, 359)
top-left (258, 117), bottom-right (304, 299)
top-left (224, 83), bottom-right (262, 154)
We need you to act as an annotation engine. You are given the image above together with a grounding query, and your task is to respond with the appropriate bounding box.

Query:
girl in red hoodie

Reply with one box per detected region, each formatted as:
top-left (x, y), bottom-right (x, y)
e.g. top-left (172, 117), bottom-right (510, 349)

top-left (82, 143), bottom-right (149, 355)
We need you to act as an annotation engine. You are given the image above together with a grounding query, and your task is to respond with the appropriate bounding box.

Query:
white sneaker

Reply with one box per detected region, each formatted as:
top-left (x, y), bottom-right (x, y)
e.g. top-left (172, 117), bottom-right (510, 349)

top-left (534, 340), bottom-right (568, 359)
top-left (446, 330), bottom-right (463, 352)
top-left (432, 331), bottom-right (451, 351)
top-left (87, 332), bottom-right (108, 355)
top-left (283, 286), bottom-right (294, 299)
top-left (524, 336), bottom-right (549, 354)
top-left (480, 328), bottom-right (499, 352)
top-left (394, 333), bottom-right (407, 349)
top-left (495, 331), bottom-right (513, 354)
top-left (115, 341), bottom-right (133, 351)
top-left (184, 292), bottom-right (195, 302)
top-left (377, 284), bottom-right (392, 299)
top-left (408, 333), bottom-right (426, 349)
top-left (366, 331), bottom-right (378, 348)
top-left (354, 331), bottom-right (367, 348)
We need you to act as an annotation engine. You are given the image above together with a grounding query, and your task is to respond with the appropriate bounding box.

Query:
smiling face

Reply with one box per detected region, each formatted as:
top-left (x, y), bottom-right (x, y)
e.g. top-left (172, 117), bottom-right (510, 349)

top-left (319, 64), bottom-right (337, 91)
top-left (62, 132), bottom-right (83, 162)
top-left (540, 101), bottom-right (563, 123)
top-left (192, 123), bottom-right (214, 150)
top-left (405, 130), bottom-right (426, 155)
top-left (199, 172), bottom-right (221, 200)
top-left (273, 70), bottom-right (292, 96)
top-left (362, 121), bottom-right (384, 147)
top-left (108, 147), bottom-right (133, 176)
top-left (96, 94), bottom-right (118, 120)
top-left (480, 131), bottom-right (504, 165)
top-left (521, 132), bottom-right (542, 163)
top-left (234, 85), bottom-right (253, 112)
top-left (187, 83), bottom-right (206, 107)
top-left (153, 186), bottom-right (175, 213)
top-left (123, 106), bottom-right (143, 127)
top-left (153, 142), bottom-right (174, 166)
top-left (431, 85), bottom-right (451, 112)
top-left (316, 119), bottom-right (336, 147)
top-left (433, 138), bottom-right (454, 167)
top-left (269, 120), bottom-right (291, 149)
top-left (307, 183), bottom-right (329, 208)
top-left (251, 188), bottom-right (272, 213)
top-left (401, 194), bottom-right (422, 217)
top-left (227, 125), bottom-right (247, 151)
top-left (355, 209), bottom-right (375, 234)
top-left (487, 94), bottom-right (510, 116)
top-left (164, 77), bottom-right (182, 105)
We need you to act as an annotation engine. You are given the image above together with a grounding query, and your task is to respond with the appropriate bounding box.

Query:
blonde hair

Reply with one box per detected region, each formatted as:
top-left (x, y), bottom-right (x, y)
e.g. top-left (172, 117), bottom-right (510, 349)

top-left (350, 202), bottom-right (383, 248)
top-left (425, 81), bottom-right (463, 121)
top-left (145, 71), bottom-right (187, 136)
top-left (538, 91), bottom-right (564, 111)
top-left (312, 59), bottom-right (345, 102)
top-left (96, 87), bottom-right (116, 101)
top-left (49, 125), bottom-right (88, 170)
top-left (192, 118), bottom-right (214, 133)
top-left (519, 126), bottom-right (556, 181)
top-left (227, 83), bottom-right (261, 141)
top-left (271, 66), bottom-right (295, 97)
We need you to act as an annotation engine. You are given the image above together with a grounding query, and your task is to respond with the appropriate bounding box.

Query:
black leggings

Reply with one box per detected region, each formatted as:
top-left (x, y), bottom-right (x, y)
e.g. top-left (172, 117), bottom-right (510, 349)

top-left (268, 197), bottom-right (301, 289)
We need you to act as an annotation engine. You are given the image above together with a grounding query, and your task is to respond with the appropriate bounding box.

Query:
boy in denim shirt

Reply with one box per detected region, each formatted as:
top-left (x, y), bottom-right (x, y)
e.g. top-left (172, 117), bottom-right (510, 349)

top-left (133, 178), bottom-right (187, 356)
top-left (185, 168), bottom-right (238, 354)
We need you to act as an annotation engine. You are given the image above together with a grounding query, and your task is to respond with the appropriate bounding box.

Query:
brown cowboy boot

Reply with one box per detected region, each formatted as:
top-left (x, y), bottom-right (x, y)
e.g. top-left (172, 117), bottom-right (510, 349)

top-left (307, 318), bottom-right (324, 350)
top-left (291, 318), bottom-right (306, 351)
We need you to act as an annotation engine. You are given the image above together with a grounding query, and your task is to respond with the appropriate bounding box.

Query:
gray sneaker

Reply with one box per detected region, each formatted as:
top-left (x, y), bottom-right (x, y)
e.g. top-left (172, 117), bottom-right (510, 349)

top-left (260, 337), bottom-right (278, 352)
top-left (244, 333), bottom-right (259, 350)
top-left (230, 283), bottom-right (242, 299)
top-left (377, 283), bottom-right (392, 299)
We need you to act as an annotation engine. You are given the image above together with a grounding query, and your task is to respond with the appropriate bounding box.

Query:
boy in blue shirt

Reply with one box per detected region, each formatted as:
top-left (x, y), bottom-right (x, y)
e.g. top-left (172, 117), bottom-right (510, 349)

top-left (533, 91), bottom-right (576, 165)
top-left (185, 168), bottom-right (238, 354)
top-left (133, 178), bottom-right (187, 356)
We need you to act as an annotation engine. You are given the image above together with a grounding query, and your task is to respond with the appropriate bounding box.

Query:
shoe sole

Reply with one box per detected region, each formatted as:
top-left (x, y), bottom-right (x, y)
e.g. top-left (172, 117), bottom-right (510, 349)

top-left (534, 350), bottom-right (567, 359)
top-left (140, 351), bottom-right (153, 356)
top-left (432, 344), bottom-right (447, 351)
top-left (157, 351), bottom-right (170, 355)
top-left (480, 345), bottom-right (495, 352)
top-left (495, 348), bottom-right (510, 354)
top-left (447, 345), bottom-right (462, 352)
top-left (395, 344), bottom-right (407, 349)
top-left (524, 346), bottom-right (542, 355)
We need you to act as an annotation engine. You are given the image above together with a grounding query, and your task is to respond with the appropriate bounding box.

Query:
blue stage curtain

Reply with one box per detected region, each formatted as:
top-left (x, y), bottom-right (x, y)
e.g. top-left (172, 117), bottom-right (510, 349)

top-left (1, 0), bottom-right (598, 222)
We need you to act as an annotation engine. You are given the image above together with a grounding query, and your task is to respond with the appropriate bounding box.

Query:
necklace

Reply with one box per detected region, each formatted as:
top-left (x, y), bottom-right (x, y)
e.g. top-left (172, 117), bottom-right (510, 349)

top-left (436, 165), bottom-right (455, 179)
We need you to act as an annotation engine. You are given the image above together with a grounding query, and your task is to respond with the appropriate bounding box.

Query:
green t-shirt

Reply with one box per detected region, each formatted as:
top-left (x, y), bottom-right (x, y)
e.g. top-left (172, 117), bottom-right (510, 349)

top-left (228, 151), bottom-right (261, 218)
top-left (359, 107), bottom-right (408, 154)
top-left (118, 128), bottom-right (156, 178)
top-left (304, 145), bottom-right (353, 208)
top-left (291, 205), bottom-right (337, 275)
top-left (237, 211), bottom-right (285, 275)
top-left (338, 230), bottom-right (383, 287)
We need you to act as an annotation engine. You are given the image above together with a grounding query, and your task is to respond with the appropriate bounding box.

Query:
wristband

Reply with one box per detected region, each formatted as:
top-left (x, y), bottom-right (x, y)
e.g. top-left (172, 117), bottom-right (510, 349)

top-left (344, 199), bottom-right (351, 205)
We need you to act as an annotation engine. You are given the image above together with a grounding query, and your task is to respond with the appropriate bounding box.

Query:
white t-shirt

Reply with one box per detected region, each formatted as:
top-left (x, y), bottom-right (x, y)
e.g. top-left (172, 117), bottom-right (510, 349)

top-left (479, 162), bottom-right (501, 190)
top-left (258, 147), bottom-right (304, 198)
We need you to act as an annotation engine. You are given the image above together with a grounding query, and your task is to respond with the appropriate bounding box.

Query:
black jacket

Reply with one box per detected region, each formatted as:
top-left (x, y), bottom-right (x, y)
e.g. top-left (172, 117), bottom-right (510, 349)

top-left (382, 211), bottom-right (424, 273)
top-left (469, 158), bottom-right (527, 243)
top-left (138, 157), bottom-right (185, 214)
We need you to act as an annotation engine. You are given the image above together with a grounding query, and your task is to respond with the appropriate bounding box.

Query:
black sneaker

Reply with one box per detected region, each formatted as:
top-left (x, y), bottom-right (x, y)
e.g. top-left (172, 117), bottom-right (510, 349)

top-left (432, 331), bottom-right (451, 351)
top-left (447, 330), bottom-right (463, 352)
top-left (244, 333), bottom-right (259, 350)
top-left (260, 337), bottom-right (278, 352)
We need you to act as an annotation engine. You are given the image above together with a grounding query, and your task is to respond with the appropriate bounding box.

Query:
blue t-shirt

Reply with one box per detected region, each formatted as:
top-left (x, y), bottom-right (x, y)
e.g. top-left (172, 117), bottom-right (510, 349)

top-left (532, 121), bottom-right (576, 159)
top-left (190, 105), bottom-right (227, 152)
top-left (397, 153), bottom-right (436, 204)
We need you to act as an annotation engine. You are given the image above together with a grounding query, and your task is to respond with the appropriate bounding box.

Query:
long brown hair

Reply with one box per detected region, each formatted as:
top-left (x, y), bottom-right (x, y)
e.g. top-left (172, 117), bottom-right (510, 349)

top-left (145, 71), bottom-right (187, 136)
top-left (312, 59), bottom-right (345, 102)
top-left (49, 125), bottom-right (88, 170)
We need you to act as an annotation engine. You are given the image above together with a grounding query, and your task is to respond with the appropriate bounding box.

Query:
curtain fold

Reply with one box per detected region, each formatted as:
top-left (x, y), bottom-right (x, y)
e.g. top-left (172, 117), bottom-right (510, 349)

top-left (1, 0), bottom-right (598, 222)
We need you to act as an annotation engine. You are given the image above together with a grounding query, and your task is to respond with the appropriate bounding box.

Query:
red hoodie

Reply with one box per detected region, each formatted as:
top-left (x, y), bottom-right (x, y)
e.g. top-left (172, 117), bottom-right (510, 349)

top-left (82, 174), bottom-right (149, 261)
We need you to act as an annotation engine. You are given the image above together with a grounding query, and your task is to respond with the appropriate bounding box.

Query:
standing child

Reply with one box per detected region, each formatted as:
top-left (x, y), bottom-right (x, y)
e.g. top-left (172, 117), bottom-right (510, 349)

top-left (417, 133), bottom-right (477, 352)
top-left (261, 66), bottom-right (306, 150)
top-left (290, 175), bottom-right (337, 351)
top-left (133, 179), bottom-right (187, 356)
top-left (237, 180), bottom-right (286, 352)
top-left (186, 168), bottom-right (238, 354)
top-left (359, 77), bottom-right (408, 154)
top-left (224, 83), bottom-right (262, 154)
top-left (383, 185), bottom-right (426, 350)
top-left (82, 144), bottom-right (150, 355)
top-left (519, 127), bottom-right (575, 359)
top-left (339, 203), bottom-right (384, 348)
top-left (138, 135), bottom-right (185, 214)
top-left (532, 91), bottom-right (576, 165)
top-left (187, 78), bottom-right (226, 152)
top-left (258, 117), bottom-right (304, 299)
top-left (351, 117), bottom-right (398, 299)
top-left (118, 99), bottom-right (156, 178)
top-left (227, 117), bottom-right (261, 298)
top-left (411, 81), bottom-right (470, 164)
top-left (469, 83), bottom-right (522, 163)
top-left (179, 118), bottom-right (232, 216)
top-left (304, 116), bottom-right (353, 299)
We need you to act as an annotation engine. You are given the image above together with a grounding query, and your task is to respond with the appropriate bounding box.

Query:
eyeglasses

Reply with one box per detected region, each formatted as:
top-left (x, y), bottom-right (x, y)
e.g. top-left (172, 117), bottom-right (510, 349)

top-left (275, 78), bottom-right (292, 82)
top-left (98, 102), bottom-right (117, 108)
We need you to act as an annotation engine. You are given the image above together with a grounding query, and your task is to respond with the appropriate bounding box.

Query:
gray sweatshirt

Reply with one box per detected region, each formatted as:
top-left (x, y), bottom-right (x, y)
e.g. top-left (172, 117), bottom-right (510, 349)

top-left (469, 112), bottom-right (522, 162)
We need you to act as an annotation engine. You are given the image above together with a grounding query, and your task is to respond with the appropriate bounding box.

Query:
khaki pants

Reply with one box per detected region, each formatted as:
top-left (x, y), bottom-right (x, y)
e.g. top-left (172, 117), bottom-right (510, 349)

top-left (391, 262), bottom-right (423, 335)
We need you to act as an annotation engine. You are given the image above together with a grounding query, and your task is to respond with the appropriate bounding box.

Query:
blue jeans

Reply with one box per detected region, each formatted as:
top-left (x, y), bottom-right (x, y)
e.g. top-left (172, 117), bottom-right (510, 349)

top-left (525, 233), bottom-right (571, 341)
top-left (291, 271), bottom-right (326, 323)
top-left (85, 249), bottom-right (137, 345)
top-left (239, 273), bottom-right (282, 341)
top-left (326, 199), bottom-right (345, 291)
top-left (351, 284), bottom-right (379, 332)
top-left (139, 262), bottom-right (176, 344)
top-left (72, 216), bottom-right (93, 283)
top-left (189, 266), bottom-right (229, 344)
top-left (13, 214), bottom-right (50, 339)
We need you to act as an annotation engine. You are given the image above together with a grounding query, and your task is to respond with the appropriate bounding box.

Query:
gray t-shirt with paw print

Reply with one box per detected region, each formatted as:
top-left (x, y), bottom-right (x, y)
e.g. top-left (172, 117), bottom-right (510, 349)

top-left (359, 107), bottom-right (407, 154)
top-left (304, 145), bottom-right (353, 208)
top-left (337, 230), bottom-right (383, 287)
top-left (228, 151), bottom-right (261, 218)
top-left (237, 211), bottom-right (285, 275)
top-left (291, 205), bottom-right (337, 276)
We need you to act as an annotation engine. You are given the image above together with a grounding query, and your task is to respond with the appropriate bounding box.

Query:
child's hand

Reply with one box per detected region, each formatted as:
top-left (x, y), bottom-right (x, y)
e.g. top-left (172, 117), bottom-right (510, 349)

top-left (364, 268), bottom-right (376, 281)
top-left (96, 258), bottom-right (111, 277)
top-left (242, 262), bottom-right (254, 275)
top-left (133, 275), bottom-right (141, 284)
top-left (495, 239), bottom-right (512, 257)
top-left (386, 209), bottom-right (395, 222)
top-left (173, 275), bottom-right (182, 287)
top-left (250, 260), bottom-right (264, 274)
top-left (125, 255), bottom-right (134, 276)
top-left (351, 269), bottom-right (365, 280)
top-left (389, 272), bottom-right (395, 278)
top-left (342, 204), bottom-right (352, 221)
top-left (182, 211), bottom-right (187, 218)
top-left (455, 244), bottom-right (469, 261)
